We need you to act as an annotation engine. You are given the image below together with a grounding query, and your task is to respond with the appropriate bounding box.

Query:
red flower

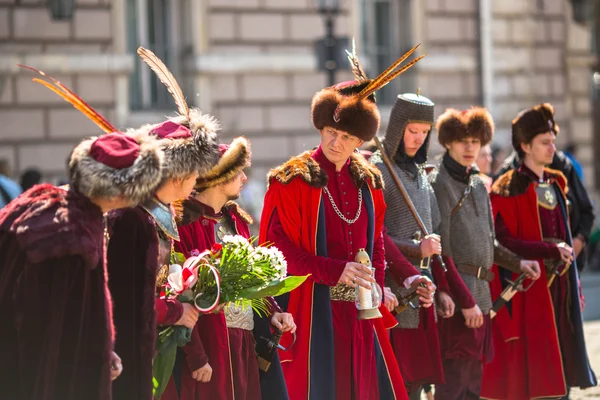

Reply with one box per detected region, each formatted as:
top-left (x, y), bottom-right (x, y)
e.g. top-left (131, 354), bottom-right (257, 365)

top-left (211, 243), bottom-right (223, 254)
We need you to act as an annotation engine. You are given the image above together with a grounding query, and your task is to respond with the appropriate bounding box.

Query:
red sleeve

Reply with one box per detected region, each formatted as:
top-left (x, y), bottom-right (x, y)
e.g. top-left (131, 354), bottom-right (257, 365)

top-left (382, 230), bottom-right (420, 286)
top-left (155, 298), bottom-right (183, 326)
top-left (373, 231), bottom-right (385, 288)
top-left (267, 209), bottom-right (346, 286)
top-left (495, 215), bottom-right (561, 260)
top-left (431, 256), bottom-right (450, 294)
top-left (267, 296), bottom-right (283, 314)
top-left (182, 322), bottom-right (209, 371)
top-left (434, 256), bottom-right (476, 309)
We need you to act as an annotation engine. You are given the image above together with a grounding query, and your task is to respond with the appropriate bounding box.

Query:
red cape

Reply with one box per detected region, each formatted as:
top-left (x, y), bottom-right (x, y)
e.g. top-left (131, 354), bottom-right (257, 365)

top-left (259, 173), bottom-right (407, 400)
top-left (481, 170), bottom-right (567, 399)
top-left (0, 185), bottom-right (113, 400)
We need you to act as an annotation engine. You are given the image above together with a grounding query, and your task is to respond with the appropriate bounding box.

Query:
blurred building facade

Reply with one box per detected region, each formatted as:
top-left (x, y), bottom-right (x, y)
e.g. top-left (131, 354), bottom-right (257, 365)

top-left (0, 0), bottom-right (597, 202)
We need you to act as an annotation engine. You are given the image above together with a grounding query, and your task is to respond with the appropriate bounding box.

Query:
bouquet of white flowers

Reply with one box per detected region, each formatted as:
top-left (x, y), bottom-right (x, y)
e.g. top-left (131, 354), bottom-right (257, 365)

top-left (153, 235), bottom-right (307, 398)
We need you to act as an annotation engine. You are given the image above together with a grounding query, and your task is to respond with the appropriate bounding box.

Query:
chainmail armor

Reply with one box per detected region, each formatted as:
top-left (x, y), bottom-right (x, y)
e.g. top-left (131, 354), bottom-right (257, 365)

top-left (371, 152), bottom-right (440, 328)
top-left (430, 162), bottom-right (494, 313)
top-left (371, 93), bottom-right (438, 329)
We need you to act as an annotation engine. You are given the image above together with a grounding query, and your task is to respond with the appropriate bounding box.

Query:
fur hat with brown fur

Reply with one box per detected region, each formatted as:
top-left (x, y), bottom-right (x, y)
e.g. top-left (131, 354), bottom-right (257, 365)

top-left (311, 80), bottom-right (380, 142)
top-left (511, 103), bottom-right (559, 156)
top-left (436, 107), bottom-right (494, 147)
top-left (195, 136), bottom-right (251, 190)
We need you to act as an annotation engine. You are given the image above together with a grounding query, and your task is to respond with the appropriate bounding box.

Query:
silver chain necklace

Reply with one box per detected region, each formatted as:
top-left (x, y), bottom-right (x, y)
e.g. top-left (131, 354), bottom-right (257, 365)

top-left (323, 186), bottom-right (362, 224)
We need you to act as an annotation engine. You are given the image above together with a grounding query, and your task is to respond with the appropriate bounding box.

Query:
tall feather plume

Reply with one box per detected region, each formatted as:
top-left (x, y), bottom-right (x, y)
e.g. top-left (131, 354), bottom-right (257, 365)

top-left (137, 46), bottom-right (189, 119)
top-left (345, 38), bottom-right (368, 82)
top-left (357, 54), bottom-right (427, 100)
top-left (18, 64), bottom-right (117, 134)
top-left (357, 44), bottom-right (424, 100)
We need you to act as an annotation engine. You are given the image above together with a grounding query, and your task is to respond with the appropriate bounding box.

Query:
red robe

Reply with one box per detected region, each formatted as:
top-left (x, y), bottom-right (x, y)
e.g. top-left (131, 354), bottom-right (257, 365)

top-left (163, 198), bottom-right (266, 400)
top-left (259, 147), bottom-right (407, 400)
top-left (383, 230), bottom-right (475, 391)
top-left (481, 166), bottom-right (596, 399)
top-left (0, 184), bottom-right (113, 400)
top-left (106, 207), bottom-right (183, 400)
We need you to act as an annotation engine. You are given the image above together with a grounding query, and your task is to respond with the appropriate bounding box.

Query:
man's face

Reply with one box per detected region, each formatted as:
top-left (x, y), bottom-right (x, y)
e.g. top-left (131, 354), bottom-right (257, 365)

top-left (221, 171), bottom-right (247, 201)
top-left (447, 137), bottom-right (482, 168)
top-left (521, 131), bottom-right (556, 167)
top-left (403, 123), bottom-right (431, 157)
top-left (476, 144), bottom-right (492, 175)
top-left (319, 127), bottom-right (364, 166)
top-left (155, 171), bottom-right (199, 205)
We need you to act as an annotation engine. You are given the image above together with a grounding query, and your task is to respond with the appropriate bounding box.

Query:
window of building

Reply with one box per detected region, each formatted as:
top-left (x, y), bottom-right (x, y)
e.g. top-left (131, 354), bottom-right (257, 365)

top-left (360, 0), bottom-right (415, 105)
top-left (126, 0), bottom-right (182, 110)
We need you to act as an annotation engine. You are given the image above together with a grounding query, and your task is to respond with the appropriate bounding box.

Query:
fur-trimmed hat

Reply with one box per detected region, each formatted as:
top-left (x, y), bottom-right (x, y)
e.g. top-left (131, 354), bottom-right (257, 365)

top-left (195, 136), bottom-right (251, 190)
top-left (136, 47), bottom-right (221, 180)
top-left (311, 41), bottom-right (426, 142)
top-left (436, 107), bottom-right (494, 147)
top-left (134, 109), bottom-right (220, 180)
top-left (69, 131), bottom-right (164, 204)
top-left (311, 80), bottom-right (380, 142)
top-left (512, 103), bottom-right (559, 155)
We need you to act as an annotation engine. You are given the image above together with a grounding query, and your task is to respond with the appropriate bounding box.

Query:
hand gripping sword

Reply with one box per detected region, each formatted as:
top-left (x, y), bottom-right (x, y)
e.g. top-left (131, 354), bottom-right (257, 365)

top-left (373, 137), bottom-right (447, 272)
top-left (256, 329), bottom-right (297, 372)
top-left (489, 272), bottom-right (534, 319)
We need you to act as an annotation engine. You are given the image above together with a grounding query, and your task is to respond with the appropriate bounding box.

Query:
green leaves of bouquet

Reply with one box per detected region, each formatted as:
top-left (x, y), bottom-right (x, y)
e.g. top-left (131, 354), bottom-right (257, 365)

top-left (153, 236), bottom-right (308, 398)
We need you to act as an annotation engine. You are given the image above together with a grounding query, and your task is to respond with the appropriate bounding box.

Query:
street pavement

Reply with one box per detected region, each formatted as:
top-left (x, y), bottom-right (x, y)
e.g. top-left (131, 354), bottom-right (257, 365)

top-left (571, 270), bottom-right (600, 399)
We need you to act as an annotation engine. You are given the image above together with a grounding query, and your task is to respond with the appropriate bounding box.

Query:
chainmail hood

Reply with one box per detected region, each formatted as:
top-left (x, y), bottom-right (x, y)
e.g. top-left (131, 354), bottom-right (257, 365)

top-left (381, 93), bottom-right (435, 166)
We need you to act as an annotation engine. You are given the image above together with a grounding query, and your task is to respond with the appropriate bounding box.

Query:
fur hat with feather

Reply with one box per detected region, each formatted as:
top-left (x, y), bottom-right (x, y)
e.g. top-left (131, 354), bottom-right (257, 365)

top-left (436, 107), bottom-right (494, 147)
top-left (311, 40), bottom-right (427, 142)
top-left (18, 64), bottom-right (164, 204)
top-left (136, 47), bottom-right (220, 180)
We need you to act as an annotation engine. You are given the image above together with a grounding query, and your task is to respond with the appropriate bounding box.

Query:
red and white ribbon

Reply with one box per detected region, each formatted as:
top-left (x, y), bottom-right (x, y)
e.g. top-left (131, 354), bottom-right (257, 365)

top-left (183, 253), bottom-right (221, 313)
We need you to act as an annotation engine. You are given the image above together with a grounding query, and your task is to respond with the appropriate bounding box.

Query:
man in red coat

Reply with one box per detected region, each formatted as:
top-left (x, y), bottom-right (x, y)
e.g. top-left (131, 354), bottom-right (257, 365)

top-left (163, 137), bottom-right (295, 400)
top-left (481, 103), bottom-right (597, 399)
top-left (260, 77), bottom-right (408, 400)
top-left (431, 107), bottom-right (540, 399)
top-left (0, 129), bottom-right (165, 400)
top-left (107, 109), bottom-right (221, 400)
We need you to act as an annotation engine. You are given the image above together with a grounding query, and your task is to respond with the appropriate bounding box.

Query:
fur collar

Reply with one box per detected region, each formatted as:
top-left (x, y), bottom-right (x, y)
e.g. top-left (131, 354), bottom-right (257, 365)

top-left (0, 184), bottom-right (104, 268)
top-left (491, 167), bottom-right (567, 197)
top-left (267, 150), bottom-right (383, 190)
top-left (174, 197), bottom-right (252, 227)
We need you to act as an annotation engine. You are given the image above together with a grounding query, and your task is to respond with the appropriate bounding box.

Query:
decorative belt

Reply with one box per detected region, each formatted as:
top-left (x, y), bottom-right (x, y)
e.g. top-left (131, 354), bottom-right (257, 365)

top-left (456, 264), bottom-right (494, 282)
top-left (329, 284), bottom-right (355, 302)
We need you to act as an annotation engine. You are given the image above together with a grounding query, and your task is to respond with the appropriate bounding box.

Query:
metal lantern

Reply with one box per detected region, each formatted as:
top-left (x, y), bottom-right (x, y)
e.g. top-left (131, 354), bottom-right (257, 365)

top-left (47, 0), bottom-right (75, 21)
top-left (315, 0), bottom-right (340, 14)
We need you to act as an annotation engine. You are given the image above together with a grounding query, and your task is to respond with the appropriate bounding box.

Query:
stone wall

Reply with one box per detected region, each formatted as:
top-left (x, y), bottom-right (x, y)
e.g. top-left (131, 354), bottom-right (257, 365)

top-left (190, 0), bottom-right (355, 183)
top-left (0, 0), bottom-right (595, 199)
top-left (0, 0), bottom-right (130, 182)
